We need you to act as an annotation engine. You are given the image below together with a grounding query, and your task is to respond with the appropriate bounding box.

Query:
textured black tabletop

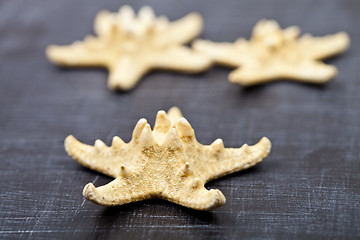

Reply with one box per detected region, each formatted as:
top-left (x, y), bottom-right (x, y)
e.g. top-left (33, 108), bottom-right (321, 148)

top-left (0, 0), bottom-right (359, 239)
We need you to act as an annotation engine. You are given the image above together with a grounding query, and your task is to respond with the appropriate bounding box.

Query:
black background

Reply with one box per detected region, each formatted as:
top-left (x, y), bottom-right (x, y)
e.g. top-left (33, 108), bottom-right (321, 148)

top-left (0, 0), bottom-right (359, 239)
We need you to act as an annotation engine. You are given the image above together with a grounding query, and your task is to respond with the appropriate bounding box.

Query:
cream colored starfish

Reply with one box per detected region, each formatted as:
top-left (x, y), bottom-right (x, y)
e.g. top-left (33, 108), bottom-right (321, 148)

top-left (46, 6), bottom-right (211, 90)
top-left (193, 19), bottom-right (350, 86)
top-left (65, 107), bottom-right (271, 210)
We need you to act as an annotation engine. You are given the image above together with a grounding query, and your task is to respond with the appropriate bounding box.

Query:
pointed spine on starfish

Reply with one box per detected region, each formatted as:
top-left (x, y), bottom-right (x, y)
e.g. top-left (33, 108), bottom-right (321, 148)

top-left (131, 118), bottom-right (148, 144)
top-left (178, 162), bottom-right (193, 176)
top-left (154, 110), bottom-right (172, 133)
top-left (139, 123), bottom-right (156, 147)
top-left (119, 165), bottom-right (130, 177)
top-left (210, 139), bottom-right (225, 152)
top-left (164, 127), bottom-right (183, 150)
top-left (192, 177), bottom-right (202, 188)
top-left (94, 139), bottom-right (107, 151)
top-left (111, 136), bottom-right (125, 148)
top-left (167, 107), bottom-right (184, 123)
top-left (176, 117), bottom-right (195, 141)
top-left (94, 5), bottom-right (161, 37)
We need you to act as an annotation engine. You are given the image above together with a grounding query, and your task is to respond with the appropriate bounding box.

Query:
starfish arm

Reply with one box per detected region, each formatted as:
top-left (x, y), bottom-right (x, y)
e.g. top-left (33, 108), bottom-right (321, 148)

top-left (165, 187), bottom-right (226, 211)
top-left (298, 32), bottom-right (350, 60)
top-left (151, 46), bottom-right (212, 73)
top-left (83, 177), bottom-right (152, 206)
top-left (279, 61), bottom-right (338, 83)
top-left (229, 60), bottom-right (337, 85)
top-left (64, 135), bottom-right (128, 178)
top-left (203, 137), bottom-right (271, 181)
top-left (46, 41), bottom-right (105, 67)
top-left (107, 57), bottom-right (150, 90)
top-left (228, 65), bottom-right (280, 86)
top-left (193, 39), bottom-right (243, 67)
top-left (159, 12), bottom-right (203, 45)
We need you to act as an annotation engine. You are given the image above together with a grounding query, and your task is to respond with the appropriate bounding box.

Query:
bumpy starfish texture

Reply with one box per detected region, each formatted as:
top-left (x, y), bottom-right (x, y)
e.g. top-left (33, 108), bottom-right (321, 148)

top-left (193, 19), bottom-right (350, 85)
top-left (46, 6), bottom-right (211, 90)
top-left (65, 107), bottom-right (271, 210)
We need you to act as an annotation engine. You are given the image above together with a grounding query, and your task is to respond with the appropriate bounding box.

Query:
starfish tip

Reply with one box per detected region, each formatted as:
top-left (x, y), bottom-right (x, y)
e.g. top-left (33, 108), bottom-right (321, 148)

top-left (254, 137), bottom-right (272, 158)
top-left (45, 45), bottom-right (61, 63)
top-left (83, 183), bottom-right (96, 200)
top-left (64, 134), bottom-right (75, 146)
top-left (64, 135), bottom-right (80, 156)
top-left (205, 189), bottom-right (226, 210)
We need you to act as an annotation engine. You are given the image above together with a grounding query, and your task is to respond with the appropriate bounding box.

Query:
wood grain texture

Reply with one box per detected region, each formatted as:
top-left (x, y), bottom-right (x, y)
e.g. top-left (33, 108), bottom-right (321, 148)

top-left (0, 0), bottom-right (359, 239)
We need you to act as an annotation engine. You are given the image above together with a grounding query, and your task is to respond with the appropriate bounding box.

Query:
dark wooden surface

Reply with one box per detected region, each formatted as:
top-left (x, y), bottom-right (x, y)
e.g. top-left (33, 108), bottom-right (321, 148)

top-left (0, 0), bottom-right (359, 239)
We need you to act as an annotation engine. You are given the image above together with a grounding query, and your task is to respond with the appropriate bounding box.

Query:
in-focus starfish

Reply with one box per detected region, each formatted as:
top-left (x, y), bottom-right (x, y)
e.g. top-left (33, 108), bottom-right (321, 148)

top-left (65, 107), bottom-right (271, 210)
top-left (193, 19), bottom-right (350, 86)
top-left (46, 6), bottom-right (211, 90)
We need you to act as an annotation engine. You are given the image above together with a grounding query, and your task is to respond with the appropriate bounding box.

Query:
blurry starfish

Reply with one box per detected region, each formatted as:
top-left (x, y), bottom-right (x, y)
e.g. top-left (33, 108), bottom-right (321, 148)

top-left (46, 6), bottom-right (211, 90)
top-left (65, 107), bottom-right (271, 210)
top-left (194, 19), bottom-right (350, 85)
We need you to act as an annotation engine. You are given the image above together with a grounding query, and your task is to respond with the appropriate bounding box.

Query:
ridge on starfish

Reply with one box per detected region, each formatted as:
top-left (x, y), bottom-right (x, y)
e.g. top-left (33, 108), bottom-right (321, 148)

top-left (64, 107), bottom-right (271, 211)
top-left (193, 19), bottom-right (350, 86)
top-left (46, 6), bottom-right (212, 91)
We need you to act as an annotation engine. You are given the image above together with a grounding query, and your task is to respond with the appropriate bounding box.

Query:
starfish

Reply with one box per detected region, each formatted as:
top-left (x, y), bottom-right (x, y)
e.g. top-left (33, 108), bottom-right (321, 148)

top-left (46, 6), bottom-right (212, 91)
top-left (193, 19), bottom-right (350, 86)
top-left (65, 107), bottom-right (271, 210)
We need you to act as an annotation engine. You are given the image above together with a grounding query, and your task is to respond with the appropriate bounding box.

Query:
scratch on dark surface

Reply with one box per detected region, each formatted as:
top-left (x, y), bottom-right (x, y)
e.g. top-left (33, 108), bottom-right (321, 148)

top-left (28, 197), bottom-right (55, 238)
top-left (74, 175), bottom-right (99, 215)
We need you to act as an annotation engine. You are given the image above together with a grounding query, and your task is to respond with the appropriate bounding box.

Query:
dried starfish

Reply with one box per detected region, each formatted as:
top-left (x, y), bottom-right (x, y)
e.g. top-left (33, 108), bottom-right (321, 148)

top-left (65, 107), bottom-right (271, 210)
top-left (193, 19), bottom-right (350, 85)
top-left (46, 6), bottom-right (211, 90)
